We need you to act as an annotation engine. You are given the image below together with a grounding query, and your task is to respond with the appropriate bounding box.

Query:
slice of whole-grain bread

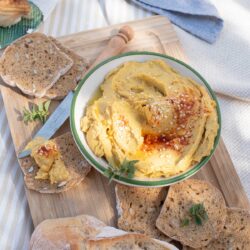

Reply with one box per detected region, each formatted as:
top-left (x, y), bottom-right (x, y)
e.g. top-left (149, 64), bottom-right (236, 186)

top-left (192, 207), bottom-right (250, 250)
top-left (223, 207), bottom-right (250, 238)
top-left (0, 33), bottom-right (73, 97)
top-left (19, 131), bottom-right (91, 193)
top-left (45, 37), bottom-right (88, 100)
top-left (115, 184), bottom-right (170, 241)
top-left (156, 179), bottom-right (227, 249)
top-left (86, 233), bottom-right (176, 250)
top-left (30, 214), bottom-right (107, 250)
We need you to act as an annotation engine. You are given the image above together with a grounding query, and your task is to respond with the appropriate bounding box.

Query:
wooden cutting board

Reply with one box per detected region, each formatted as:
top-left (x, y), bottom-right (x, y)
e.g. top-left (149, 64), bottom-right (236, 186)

top-left (0, 16), bottom-right (249, 228)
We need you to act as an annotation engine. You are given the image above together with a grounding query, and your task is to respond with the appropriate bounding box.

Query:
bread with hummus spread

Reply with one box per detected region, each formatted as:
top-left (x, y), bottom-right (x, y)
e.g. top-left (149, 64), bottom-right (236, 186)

top-left (30, 214), bottom-right (178, 250)
top-left (81, 60), bottom-right (219, 178)
top-left (115, 184), bottom-right (170, 241)
top-left (20, 132), bottom-right (91, 193)
top-left (0, 33), bottom-right (73, 98)
top-left (156, 179), bottom-right (227, 249)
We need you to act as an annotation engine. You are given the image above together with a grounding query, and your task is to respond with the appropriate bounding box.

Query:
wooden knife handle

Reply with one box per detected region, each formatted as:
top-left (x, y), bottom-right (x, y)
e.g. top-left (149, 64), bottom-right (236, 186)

top-left (87, 25), bottom-right (134, 70)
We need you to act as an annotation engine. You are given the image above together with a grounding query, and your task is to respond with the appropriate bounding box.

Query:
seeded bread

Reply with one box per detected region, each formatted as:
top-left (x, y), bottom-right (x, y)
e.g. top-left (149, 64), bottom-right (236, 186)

top-left (187, 207), bottom-right (250, 250)
top-left (156, 179), bottom-right (227, 249)
top-left (45, 37), bottom-right (88, 100)
top-left (0, 33), bottom-right (73, 97)
top-left (30, 214), bottom-right (107, 250)
top-left (86, 234), bottom-right (176, 250)
top-left (223, 207), bottom-right (250, 238)
top-left (115, 184), bottom-right (170, 241)
top-left (20, 132), bottom-right (91, 193)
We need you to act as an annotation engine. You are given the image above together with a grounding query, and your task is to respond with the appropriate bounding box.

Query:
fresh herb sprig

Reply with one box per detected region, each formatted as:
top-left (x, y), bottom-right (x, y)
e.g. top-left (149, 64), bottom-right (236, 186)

top-left (181, 203), bottom-right (208, 227)
top-left (104, 159), bottom-right (138, 184)
top-left (180, 218), bottom-right (190, 227)
top-left (189, 203), bottom-right (208, 225)
top-left (23, 100), bottom-right (51, 124)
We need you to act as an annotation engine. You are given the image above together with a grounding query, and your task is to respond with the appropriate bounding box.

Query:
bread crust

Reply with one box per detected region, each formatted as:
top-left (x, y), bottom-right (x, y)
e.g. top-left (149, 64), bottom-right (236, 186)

top-left (86, 233), bottom-right (173, 250)
top-left (29, 215), bottom-right (106, 250)
top-left (30, 215), bottom-right (178, 250)
top-left (0, 0), bottom-right (30, 15)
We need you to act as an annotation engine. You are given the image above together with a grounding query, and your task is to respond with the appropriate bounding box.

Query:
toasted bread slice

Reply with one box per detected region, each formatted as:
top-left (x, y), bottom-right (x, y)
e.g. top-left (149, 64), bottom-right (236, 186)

top-left (30, 215), bottom-right (107, 250)
top-left (20, 132), bottom-right (91, 193)
top-left (0, 0), bottom-right (30, 15)
top-left (0, 0), bottom-right (30, 27)
top-left (0, 33), bottom-right (73, 97)
top-left (86, 233), bottom-right (175, 250)
top-left (115, 184), bottom-right (170, 241)
top-left (156, 179), bottom-right (227, 249)
top-left (188, 207), bottom-right (250, 250)
top-left (45, 37), bottom-right (88, 100)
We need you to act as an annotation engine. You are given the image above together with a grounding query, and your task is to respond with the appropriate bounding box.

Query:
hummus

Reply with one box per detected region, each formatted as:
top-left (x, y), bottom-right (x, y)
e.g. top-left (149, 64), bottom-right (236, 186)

top-left (26, 137), bottom-right (69, 184)
top-left (81, 60), bottom-right (218, 178)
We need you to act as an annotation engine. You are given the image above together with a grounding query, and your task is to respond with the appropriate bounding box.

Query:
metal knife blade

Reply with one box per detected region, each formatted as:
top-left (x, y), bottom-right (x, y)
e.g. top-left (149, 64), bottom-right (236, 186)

top-left (18, 91), bottom-right (74, 159)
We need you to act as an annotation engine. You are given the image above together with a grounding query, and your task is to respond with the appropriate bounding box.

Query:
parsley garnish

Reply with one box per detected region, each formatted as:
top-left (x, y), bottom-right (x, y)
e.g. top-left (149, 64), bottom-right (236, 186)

top-left (104, 159), bottom-right (138, 183)
top-left (189, 203), bottom-right (208, 225)
top-left (180, 218), bottom-right (190, 227)
top-left (23, 100), bottom-right (51, 124)
top-left (181, 203), bottom-right (208, 227)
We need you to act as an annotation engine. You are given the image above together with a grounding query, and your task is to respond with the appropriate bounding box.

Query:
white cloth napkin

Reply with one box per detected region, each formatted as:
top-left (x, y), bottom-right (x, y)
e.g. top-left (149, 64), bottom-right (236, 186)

top-left (173, 0), bottom-right (250, 101)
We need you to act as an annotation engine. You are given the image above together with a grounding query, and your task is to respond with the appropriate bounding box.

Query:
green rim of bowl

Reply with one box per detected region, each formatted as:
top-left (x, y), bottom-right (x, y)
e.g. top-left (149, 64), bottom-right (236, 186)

top-left (70, 51), bottom-right (221, 186)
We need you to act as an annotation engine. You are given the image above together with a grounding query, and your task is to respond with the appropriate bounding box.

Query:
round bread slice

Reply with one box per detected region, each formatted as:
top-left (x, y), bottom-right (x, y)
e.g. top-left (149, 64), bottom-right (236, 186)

top-left (19, 132), bottom-right (91, 193)
top-left (196, 207), bottom-right (250, 250)
top-left (156, 179), bottom-right (227, 248)
top-left (30, 214), bottom-right (106, 250)
top-left (45, 37), bottom-right (89, 100)
top-left (115, 184), bottom-right (170, 242)
top-left (0, 33), bottom-right (73, 98)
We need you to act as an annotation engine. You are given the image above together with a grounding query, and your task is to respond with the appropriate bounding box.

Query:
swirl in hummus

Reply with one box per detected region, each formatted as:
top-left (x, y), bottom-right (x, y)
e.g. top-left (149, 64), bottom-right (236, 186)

top-left (81, 60), bottom-right (219, 178)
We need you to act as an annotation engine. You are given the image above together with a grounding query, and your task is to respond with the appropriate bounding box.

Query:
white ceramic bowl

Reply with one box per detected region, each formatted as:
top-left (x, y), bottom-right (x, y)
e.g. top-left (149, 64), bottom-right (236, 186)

top-left (70, 52), bottom-right (221, 187)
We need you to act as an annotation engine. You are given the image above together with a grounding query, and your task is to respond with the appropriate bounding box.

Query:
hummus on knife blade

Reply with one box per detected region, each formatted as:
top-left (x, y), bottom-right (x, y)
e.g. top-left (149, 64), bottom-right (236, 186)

top-left (81, 60), bottom-right (218, 178)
